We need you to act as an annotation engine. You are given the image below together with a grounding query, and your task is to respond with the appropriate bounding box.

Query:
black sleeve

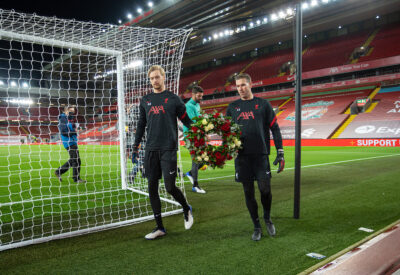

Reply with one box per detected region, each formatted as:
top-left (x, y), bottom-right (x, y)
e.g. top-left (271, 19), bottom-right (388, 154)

top-left (270, 122), bottom-right (283, 151)
top-left (133, 100), bottom-right (147, 148)
top-left (59, 116), bottom-right (76, 137)
top-left (176, 96), bottom-right (193, 129)
top-left (226, 104), bottom-right (232, 117)
top-left (265, 100), bottom-right (283, 150)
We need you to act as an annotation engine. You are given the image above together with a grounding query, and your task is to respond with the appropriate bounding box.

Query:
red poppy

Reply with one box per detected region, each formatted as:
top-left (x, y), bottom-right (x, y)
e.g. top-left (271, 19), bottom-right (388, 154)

top-left (221, 122), bottom-right (230, 132)
top-left (199, 138), bottom-right (205, 146)
top-left (215, 152), bottom-right (224, 161)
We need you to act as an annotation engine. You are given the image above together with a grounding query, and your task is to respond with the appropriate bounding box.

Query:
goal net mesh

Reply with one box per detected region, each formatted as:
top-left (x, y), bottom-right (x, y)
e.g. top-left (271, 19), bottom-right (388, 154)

top-left (0, 9), bottom-right (191, 250)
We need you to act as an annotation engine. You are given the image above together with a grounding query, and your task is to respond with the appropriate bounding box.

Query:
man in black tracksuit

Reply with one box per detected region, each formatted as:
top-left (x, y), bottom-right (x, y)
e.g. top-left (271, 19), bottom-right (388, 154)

top-left (133, 65), bottom-right (194, 240)
top-left (226, 73), bottom-right (285, 241)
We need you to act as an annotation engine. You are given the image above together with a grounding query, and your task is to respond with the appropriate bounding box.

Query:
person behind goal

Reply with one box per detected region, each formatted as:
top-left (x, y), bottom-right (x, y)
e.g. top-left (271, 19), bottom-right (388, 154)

top-left (55, 106), bottom-right (86, 184)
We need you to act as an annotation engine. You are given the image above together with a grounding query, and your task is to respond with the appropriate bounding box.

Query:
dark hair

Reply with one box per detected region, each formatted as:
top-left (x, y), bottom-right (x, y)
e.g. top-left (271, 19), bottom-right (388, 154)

top-left (192, 86), bottom-right (204, 94)
top-left (235, 73), bottom-right (252, 83)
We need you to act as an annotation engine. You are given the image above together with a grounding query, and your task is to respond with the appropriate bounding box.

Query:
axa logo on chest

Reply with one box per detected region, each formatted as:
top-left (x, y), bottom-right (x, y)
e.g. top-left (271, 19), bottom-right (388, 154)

top-left (237, 111), bottom-right (255, 120)
top-left (148, 106), bottom-right (165, 115)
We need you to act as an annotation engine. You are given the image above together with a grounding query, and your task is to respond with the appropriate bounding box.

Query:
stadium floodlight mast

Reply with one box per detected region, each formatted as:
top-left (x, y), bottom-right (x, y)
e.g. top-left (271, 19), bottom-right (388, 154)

top-left (0, 9), bottom-right (191, 251)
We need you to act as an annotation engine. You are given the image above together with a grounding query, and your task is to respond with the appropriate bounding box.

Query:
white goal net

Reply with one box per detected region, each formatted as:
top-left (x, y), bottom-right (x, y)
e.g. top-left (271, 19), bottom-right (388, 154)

top-left (0, 9), bottom-right (191, 250)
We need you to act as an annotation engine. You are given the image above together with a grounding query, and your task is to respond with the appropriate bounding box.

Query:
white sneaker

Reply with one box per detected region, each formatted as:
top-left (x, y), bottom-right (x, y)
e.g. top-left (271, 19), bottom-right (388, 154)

top-left (192, 186), bottom-right (206, 194)
top-left (145, 228), bottom-right (166, 240)
top-left (184, 205), bottom-right (193, 230)
top-left (185, 172), bottom-right (194, 185)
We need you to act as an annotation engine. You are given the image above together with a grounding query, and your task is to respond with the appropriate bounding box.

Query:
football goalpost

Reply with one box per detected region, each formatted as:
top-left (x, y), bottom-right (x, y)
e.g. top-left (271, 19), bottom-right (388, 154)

top-left (0, 9), bottom-right (191, 250)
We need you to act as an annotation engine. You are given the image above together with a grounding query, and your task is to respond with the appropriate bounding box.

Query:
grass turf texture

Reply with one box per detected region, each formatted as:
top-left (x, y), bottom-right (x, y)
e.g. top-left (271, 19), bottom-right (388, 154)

top-left (0, 145), bottom-right (399, 274)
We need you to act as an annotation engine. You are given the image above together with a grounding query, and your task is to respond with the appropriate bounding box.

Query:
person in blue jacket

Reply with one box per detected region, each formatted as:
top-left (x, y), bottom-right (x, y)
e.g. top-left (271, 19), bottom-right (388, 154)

top-left (183, 86), bottom-right (206, 194)
top-left (55, 106), bottom-right (86, 183)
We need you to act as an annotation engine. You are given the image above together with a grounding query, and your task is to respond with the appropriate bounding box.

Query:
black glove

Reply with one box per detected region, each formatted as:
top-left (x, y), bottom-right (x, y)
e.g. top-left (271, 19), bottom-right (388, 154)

top-left (273, 149), bottom-right (285, 173)
top-left (132, 146), bottom-right (138, 161)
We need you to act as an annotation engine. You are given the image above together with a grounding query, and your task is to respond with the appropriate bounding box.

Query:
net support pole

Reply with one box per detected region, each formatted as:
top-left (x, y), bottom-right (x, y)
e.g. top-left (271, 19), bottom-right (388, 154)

top-left (294, 3), bottom-right (302, 219)
top-left (116, 54), bottom-right (128, 190)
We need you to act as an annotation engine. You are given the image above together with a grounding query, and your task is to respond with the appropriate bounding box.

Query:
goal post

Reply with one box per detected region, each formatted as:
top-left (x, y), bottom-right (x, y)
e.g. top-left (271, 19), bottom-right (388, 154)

top-left (116, 54), bottom-right (127, 190)
top-left (0, 9), bottom-right (191, 251)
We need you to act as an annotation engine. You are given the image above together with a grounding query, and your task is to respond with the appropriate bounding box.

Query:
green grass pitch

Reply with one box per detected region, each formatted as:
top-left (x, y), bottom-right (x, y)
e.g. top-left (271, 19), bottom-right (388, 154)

top-left (0, 145), bottom-right (399, 274)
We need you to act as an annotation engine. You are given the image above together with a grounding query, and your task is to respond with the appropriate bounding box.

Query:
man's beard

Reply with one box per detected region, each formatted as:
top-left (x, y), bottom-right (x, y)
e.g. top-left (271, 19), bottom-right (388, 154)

top-left (152, 84), bottom-right (162, 91)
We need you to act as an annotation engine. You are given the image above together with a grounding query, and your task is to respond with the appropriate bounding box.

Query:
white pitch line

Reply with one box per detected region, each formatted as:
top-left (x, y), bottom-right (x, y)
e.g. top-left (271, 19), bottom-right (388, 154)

top-left (285, 153), bottom-right (400, 170)
top-left (0, 189), bottom-right (122, 207)
top-left (193, 153), bottom-right (400, 182)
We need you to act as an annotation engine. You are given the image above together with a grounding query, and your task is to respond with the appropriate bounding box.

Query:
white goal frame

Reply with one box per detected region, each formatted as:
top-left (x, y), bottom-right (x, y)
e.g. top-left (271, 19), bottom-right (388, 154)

top-left (0, 10), bottom-right (191, 251)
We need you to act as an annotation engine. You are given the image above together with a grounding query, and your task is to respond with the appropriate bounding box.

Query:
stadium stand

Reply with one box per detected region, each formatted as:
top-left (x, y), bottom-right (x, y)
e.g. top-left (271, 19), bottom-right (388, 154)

top-left (203, 104), bottom-right (228, 114)
top-left (201, 96), bottom-right (289, 116)
top-left (0, 105), bottom-right (84, 142)
top-left (179, 28), bottom-right (382, 93)
top-left (277, 87), bottom-right (374, 139)
top-left (268, 98), bottom-right (291, 109)
top-left (179, 68), bottom-right (212, 93)
top-left (199, 59), bottom-right (252, 90)
top-left (245, 49), bottom-right (293, 81)
top-left (27, 107), bottom-right (60, 120)
top-left (302, 30), bottom-right (370, 72)
top-left (358, 24), bottom-right (400, 62)
top-left (79, 121), bottom-right (118, 143)
top-left (0, 125), bottom-right (20, 136)
top-left (338, 86), bottom-right (400, 138)
top-left (0, 106), bottom-right (60, 121)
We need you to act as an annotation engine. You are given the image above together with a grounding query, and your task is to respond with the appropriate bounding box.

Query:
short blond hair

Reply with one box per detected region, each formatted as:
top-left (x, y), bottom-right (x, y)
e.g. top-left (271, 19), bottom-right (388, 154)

top-left (235, 73), bottom-right (252, 83)
top-left (148, 65), bottom-right (165, 77)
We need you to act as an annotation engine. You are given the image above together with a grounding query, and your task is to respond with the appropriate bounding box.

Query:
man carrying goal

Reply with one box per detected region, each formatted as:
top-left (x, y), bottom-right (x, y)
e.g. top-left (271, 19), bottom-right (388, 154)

top-left (55, 106), bottom-right (86, 183)
top-left (133, 65), bottom-right (194, 240)
top-left (226, 73), bottom-right (285, 241)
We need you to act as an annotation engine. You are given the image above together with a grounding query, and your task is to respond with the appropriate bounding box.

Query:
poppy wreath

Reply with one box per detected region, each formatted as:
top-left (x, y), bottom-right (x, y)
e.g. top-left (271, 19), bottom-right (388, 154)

top-left (185, 110), bottom-right (242, 168)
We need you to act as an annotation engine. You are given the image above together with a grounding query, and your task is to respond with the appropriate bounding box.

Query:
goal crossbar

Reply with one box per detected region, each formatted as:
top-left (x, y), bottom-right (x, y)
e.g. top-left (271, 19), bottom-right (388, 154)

top-left (0, 29), bottom-right (122, 56)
